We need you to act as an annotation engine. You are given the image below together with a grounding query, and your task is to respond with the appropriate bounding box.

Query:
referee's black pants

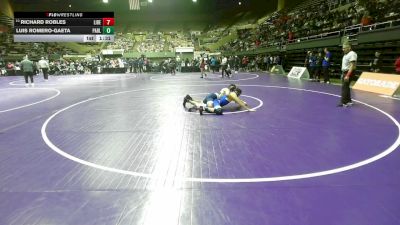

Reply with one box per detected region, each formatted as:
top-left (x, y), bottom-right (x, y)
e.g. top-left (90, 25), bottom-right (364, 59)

top-left (221, 65), bottom-right (228, 77)
top-left (340, 71), bottom-right (353, 104)
top-left (42, 68), bottom-right (49, 80)
top-left (322, 66), bottom-right (330, 83)
top-left (24, 71), bottom-right (34, 83)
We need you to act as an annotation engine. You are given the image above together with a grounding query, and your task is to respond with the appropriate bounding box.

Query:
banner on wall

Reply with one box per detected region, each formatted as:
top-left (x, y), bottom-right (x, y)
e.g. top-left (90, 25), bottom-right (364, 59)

top-left (352, 72), bottom-right (400, 96)
top-left (101, 49), bottom-right (124, 55)
top-left (175, 47), bottom-right (194, 53)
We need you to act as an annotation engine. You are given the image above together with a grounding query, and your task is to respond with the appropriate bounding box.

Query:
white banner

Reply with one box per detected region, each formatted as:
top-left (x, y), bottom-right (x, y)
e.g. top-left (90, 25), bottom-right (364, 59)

top-left (101, 49), bottom-right (124, 55)
top-left (287, 67), bottom-right (310, 79)
top-left (175, 47), bottom-right (194, 53)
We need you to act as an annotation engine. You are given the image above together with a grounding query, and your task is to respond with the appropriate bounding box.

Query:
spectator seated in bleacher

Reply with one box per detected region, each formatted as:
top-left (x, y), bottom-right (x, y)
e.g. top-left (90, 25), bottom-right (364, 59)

top-left (215, 0), bottom-right (399, 53)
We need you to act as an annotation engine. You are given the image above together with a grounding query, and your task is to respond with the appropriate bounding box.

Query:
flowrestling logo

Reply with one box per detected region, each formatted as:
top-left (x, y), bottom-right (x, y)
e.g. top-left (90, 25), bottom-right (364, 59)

top-left (357, 78), bottom-right (399, 90)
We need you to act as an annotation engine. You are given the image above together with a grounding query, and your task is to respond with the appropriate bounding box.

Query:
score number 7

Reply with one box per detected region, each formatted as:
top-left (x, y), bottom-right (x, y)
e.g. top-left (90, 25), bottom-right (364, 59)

top-left (102, 18), bottom-right (115, 26)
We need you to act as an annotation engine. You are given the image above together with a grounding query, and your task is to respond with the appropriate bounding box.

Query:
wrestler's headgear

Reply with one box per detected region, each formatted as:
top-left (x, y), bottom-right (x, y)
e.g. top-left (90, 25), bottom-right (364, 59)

top-left (228, 84), bottom-right (237, 92)
top-left (234, 88), bottom-right (242, 97)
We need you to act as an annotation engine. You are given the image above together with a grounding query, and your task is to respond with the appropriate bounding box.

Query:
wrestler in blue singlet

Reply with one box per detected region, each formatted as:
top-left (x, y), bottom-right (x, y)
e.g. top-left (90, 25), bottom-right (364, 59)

top-left (203, 93), bottom-right (218, 104)
top-left (218, 95), bottom-right (230, 107)
top-left (200, 85), bottom-right (239, 115)
top-left (212, 88), bottom-right (241, 113)
top-left (211, 95), bottom-right (230, 114)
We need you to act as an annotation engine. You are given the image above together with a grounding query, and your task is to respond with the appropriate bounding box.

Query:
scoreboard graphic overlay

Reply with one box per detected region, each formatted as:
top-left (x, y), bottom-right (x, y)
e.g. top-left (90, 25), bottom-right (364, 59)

top-left (14, 12), bottom-right (115, 43)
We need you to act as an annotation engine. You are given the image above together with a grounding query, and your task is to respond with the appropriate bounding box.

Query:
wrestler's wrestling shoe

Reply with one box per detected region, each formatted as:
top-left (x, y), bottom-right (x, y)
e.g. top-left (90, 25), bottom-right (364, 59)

top-left (199, 106), bottom-right (204, 115)
top-left (183, 95), bottom-right (193, 107)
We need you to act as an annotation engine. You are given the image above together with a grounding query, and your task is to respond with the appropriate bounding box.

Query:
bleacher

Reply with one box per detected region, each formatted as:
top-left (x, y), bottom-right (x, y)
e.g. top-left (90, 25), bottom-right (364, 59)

top-left (200, 0), bottom-right (400, 77)
top-left (356, 40), bottom-right (400, 74)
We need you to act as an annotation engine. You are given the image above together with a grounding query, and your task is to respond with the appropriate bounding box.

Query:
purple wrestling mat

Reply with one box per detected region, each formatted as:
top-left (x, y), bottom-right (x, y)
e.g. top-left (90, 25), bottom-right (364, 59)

top-left (0, 72), bottom-right (399, 225)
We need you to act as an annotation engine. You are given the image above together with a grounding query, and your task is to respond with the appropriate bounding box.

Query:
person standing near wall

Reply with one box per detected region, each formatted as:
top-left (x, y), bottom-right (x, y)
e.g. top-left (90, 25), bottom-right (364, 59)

top-left (337, 43), bottom-right (357, 107)
top-left (38, 57), bottom-right (49, 81)
top-left (199, 58), bottom-right (207, 78)
top-left (21, 55), bottom-right (35, 87)
top-left (176, 55), bottom-right (182, 73)
top-left (314, 51), bottom-right (323, 82)
top-left (369, 51), bottom-right (382, 73)
top-left (322, 48), bottom-right (332, 83)
top-left (395, 56), bottom-right (400, 74)
top-left (221, 56), bottom-right (228, 78)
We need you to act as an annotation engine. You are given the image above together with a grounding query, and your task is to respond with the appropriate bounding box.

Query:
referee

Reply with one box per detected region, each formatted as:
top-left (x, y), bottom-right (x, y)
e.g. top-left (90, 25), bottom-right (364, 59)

top-left (338, 43), bottom-right (357, 107)
top-left (21, 56), bottom-right (35, 87)
top-left (38, 57), bottom-right (49, 81)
